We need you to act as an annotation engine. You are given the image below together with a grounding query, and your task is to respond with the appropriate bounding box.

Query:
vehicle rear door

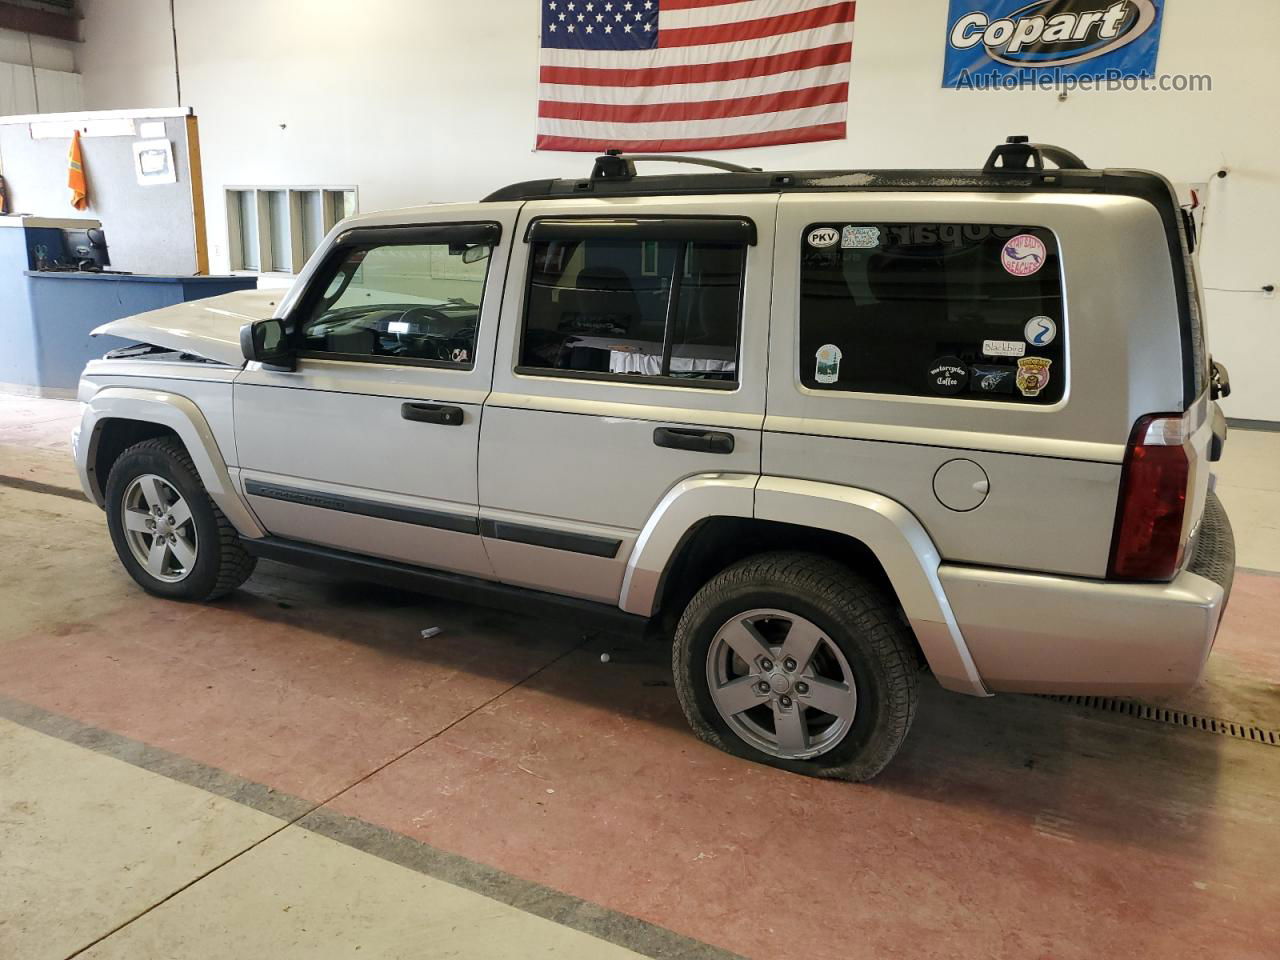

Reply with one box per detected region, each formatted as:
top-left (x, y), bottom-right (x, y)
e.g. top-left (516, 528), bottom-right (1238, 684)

top-left (477, 196), bottom-right (776, 603)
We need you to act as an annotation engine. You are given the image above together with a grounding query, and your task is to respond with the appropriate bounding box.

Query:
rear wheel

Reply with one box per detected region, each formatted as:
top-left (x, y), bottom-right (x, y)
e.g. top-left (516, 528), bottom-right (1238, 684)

top-left (105, 437), bottom-right (256, 601)
top-left (673, 551), bottom-right (918, 781)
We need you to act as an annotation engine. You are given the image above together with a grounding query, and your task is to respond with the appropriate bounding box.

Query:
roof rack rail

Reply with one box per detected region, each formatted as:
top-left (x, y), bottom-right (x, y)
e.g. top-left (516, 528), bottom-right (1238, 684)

top-left (984, 135), bottom-right (1088, 175)
top-left (590, 149), bottom-right (761, 182)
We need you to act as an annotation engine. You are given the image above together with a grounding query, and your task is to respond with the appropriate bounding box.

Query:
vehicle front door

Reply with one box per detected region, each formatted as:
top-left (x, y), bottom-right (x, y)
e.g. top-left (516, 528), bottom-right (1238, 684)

top-left (233, 210), bottom-right (519, 577)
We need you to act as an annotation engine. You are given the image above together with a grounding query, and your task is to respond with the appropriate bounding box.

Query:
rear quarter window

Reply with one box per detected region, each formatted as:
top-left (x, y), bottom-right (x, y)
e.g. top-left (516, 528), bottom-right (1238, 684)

top-left (799, 222), bottom-right (1065, 404)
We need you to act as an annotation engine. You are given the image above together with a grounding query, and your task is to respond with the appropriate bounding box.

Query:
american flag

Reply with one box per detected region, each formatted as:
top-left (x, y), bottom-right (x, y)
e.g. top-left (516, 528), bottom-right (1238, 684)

top-left (537, 0), bottom-right (856, 152)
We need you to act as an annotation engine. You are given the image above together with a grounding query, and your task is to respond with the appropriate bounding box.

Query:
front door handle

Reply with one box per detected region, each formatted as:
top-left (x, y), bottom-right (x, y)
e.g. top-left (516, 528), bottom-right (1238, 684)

top-left (653, 427), bottom-right (735, 455)
top-left (401, 402), bottom-right (464, 426)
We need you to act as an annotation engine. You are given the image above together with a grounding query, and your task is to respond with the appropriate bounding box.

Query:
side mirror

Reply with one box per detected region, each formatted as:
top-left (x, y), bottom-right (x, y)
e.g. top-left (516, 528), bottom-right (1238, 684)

top-left (240, 318), bottom-right (295, 371)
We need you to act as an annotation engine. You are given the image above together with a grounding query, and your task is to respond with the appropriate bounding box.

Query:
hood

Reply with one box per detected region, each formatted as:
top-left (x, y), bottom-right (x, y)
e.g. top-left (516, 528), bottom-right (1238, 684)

top-left (92, 288), bottom-right (282, 367)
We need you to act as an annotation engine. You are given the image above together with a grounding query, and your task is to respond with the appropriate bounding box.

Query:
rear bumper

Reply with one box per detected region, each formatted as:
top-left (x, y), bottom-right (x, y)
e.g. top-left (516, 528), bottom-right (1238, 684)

top-left (941, 494), bottom-right (1235, 696)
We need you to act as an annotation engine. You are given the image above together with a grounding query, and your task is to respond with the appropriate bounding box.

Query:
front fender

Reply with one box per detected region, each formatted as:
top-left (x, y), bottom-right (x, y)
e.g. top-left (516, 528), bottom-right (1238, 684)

top-left (754, 477), bottom-right (987, 697)
top-left (77, 386), bottom-right (265, 539)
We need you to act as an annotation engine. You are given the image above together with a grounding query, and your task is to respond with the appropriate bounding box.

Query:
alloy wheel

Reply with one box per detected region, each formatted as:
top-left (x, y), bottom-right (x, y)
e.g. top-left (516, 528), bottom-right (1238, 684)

top-left (121, 474), bottom-right (198, 583)
top-left (705, 608), bottom-right (858, 760)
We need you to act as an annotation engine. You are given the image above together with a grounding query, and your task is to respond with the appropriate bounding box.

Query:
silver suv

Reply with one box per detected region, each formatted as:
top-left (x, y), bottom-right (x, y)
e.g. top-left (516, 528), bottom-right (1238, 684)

top-left (72, 138), bottom-right (1236, 780)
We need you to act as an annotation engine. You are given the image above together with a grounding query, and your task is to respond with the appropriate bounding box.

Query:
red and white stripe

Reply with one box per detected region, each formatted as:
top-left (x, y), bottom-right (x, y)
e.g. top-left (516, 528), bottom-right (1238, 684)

top-left (537, 0), bottom-right (856, 152)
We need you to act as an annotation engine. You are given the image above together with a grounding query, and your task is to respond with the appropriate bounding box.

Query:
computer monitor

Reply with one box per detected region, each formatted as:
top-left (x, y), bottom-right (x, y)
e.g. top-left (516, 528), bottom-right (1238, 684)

top-left (61, 227), bottom-right (110, 270)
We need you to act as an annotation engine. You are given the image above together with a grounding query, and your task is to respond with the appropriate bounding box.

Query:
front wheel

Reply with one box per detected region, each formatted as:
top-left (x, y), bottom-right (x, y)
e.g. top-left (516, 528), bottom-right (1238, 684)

top-left (673, 552), bottom-right (918, 781)
top-left (104, 437), bottom-right (256, 601)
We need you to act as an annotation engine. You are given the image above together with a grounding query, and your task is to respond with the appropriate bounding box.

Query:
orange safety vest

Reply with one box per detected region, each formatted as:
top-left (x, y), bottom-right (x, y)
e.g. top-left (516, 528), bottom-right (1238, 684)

top-left (68, 129), bottom-right (88, 210)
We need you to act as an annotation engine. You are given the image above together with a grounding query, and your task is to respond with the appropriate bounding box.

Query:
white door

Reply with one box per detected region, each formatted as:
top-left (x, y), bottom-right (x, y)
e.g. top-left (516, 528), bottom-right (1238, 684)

top-left (478, 195), bottom-right (777, 603)
top-left (234, 211), bottom-right (519, 577)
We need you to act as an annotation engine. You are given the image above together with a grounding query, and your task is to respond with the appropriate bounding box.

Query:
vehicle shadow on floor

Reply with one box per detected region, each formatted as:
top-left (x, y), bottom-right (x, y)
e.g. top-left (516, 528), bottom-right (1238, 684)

top-left (216, 561), bottom-right (1246, 860)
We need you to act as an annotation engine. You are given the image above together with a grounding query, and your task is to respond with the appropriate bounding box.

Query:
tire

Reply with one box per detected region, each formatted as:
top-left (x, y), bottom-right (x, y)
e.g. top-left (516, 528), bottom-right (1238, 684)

top-left (104, 437), bottom-right (256, 601)
top-left (673, 551), bottom-right (918, 781)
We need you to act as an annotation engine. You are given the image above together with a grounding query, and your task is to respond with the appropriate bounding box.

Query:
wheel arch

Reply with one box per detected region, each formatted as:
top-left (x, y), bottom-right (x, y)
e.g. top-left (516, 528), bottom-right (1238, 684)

top-left (79, 387), bottom-right (264, 538)
top-left (622, 474), bottom-right (988, 697)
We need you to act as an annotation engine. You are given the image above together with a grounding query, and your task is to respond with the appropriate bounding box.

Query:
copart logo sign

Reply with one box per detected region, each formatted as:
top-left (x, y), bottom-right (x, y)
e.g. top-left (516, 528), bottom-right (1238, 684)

top-left (942, 0), bottom-right (1165, 87)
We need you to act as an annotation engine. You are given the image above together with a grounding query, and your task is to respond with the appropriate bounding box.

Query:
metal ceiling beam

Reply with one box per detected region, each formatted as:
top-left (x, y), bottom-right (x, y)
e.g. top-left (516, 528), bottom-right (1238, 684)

top-left (0, 2), bottom-right (81, 42)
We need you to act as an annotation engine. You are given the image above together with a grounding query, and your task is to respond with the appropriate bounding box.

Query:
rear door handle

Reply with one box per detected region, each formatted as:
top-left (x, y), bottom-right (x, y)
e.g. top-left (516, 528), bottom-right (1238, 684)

top-left (401, 402), bottom-right (464, 426)
top-left (653, 427), bottom-right (735, 455)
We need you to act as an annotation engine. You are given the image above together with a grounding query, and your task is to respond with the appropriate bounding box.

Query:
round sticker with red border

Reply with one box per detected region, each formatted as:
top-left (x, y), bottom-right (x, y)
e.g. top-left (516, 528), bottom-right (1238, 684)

top-left (1001, 234), bottom-right (1047, 277)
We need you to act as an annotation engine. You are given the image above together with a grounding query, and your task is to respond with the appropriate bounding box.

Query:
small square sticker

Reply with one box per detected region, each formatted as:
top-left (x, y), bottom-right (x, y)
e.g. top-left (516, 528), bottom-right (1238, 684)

top-left (841, 225), bottom-right (880, 249)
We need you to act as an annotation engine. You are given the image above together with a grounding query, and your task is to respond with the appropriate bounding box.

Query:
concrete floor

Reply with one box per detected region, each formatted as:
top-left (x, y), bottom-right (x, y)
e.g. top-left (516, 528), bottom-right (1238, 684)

top-left (1, 393), bottom-right (1278, 959)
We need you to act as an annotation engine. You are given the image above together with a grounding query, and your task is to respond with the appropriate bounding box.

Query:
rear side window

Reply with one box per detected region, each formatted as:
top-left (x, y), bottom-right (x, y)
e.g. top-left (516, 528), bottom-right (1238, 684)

top-left (520, 236), bottom-right (745, 385)
top-left (799, 223), bottom-right (1065, 404)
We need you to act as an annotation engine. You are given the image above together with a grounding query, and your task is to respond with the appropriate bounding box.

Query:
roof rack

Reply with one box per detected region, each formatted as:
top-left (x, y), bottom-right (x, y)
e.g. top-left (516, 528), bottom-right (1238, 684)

top-left (984, 135), bottom-right (1088, 174)
top-left (590, 149), bottom-right (761, 182)
top-left (482, 135), bottom-right (1113, 203)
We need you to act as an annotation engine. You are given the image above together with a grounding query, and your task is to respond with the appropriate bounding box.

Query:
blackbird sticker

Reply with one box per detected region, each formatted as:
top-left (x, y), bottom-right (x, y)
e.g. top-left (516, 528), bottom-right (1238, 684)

top-left (1016, 357), bottom-right (1053, 397)
top-left (1024, 316), bottom-right (1057, 347)
top-left (929, 356), bottom-right (969, 395)
top-left (1001, 234), bottom-right (1047, 277)
top-left (982, 339), bottom-right (1025, 358)
top-left (815, 343), bottom-right (843, 384)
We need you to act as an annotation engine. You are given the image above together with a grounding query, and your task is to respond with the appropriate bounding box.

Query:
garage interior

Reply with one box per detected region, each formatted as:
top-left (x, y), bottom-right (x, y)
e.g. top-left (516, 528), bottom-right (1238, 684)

top-left (2, 2), bottom-right (1279, 959)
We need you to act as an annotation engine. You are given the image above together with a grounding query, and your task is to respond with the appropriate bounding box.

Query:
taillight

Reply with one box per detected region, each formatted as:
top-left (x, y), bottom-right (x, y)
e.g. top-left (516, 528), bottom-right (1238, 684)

top-left (1108, 413), bottom-right (1192, 581)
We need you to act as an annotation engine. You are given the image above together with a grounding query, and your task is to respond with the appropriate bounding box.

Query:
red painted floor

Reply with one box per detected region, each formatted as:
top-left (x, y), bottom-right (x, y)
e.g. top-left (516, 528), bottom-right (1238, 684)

top-left (1, 475), bottom-right (1277, 959)
top-left (328, 613), bottom-right (1280, 960)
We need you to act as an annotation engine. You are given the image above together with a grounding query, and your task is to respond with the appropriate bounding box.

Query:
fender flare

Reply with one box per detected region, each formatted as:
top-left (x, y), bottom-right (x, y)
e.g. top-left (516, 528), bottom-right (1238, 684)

top-left (754, 477), bottom-right (987, 696)
top-left (621, 473), bottom-right (988, 698)
top-left (619, 473), bottom-right (757, 618)
top-left (79, 387), bottom-right (265, 539)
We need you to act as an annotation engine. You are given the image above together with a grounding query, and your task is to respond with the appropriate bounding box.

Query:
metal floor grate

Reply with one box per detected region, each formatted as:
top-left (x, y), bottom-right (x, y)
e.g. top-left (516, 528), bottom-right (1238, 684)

top-left (1041, 695), bottom-right (1280, 747)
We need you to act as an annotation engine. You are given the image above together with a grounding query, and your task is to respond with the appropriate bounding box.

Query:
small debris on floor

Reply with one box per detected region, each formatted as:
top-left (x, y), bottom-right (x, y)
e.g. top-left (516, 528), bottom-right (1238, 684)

top-left (420, 627), bottom-right (442, 639)
top-left (599, 652), bottom-right (611, 663)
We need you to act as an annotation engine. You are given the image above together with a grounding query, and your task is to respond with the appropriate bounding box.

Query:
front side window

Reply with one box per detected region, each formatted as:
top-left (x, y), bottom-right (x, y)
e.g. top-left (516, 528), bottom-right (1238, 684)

top-left (300, 241), bottom-right (492, 366)
top-left (799, 222), bottom-right (1065, 404)
top-left (520, 236), bottom-right (745, 384)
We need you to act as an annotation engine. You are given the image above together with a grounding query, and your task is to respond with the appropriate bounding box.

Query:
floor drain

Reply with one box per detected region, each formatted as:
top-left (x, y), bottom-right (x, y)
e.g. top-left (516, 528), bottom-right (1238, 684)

top-left (1040, 694), bottom-right (1280, 747)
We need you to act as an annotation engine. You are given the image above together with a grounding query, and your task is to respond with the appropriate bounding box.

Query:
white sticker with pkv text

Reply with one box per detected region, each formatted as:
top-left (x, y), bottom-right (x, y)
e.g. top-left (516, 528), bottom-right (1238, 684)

top-left (807, 227), bottom-right (840, 248)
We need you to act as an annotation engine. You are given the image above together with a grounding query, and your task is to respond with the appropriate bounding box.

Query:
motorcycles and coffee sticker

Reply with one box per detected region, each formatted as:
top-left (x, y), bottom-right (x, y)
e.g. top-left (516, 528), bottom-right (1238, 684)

top-left (815, 344), bottom-right (843, 384)
top-left (929, 356), bottom-right (970, 395)
top-left (1001, 234), bottom-right (1047, 276)
top-left (942, 0), bottom-right (1166, 87)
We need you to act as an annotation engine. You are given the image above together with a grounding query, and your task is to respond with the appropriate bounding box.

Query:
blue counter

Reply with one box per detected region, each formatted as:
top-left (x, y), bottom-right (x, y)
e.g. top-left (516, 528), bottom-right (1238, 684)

top-left (1, 219), bottom-right (257, 395)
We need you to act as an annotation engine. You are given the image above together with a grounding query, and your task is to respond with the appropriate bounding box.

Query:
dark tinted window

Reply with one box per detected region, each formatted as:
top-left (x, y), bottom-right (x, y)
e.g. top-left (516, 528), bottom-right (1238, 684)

top-left (799, 223), bottom-right (1065, 403)
top-left (521, 237), bottom-right (744, 384)
top-left (301, 242), bottom-right (491, 366)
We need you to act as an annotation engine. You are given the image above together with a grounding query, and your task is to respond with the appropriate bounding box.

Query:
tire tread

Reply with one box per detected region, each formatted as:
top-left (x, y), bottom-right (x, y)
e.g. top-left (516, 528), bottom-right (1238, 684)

top-left (673, 550), bottom-right (917, 781)
top-left (109, 437), bottom-right (255, 601)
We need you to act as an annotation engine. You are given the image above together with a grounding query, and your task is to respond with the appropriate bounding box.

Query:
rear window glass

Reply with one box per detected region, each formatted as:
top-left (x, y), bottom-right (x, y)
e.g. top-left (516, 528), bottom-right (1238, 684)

top-left (521, 238), bottom-right (744, 385)
top-left (799, 223), bottom-right (1065, 404)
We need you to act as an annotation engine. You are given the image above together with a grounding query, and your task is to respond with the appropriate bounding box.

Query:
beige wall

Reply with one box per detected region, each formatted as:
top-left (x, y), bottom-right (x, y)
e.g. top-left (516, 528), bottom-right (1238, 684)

top-left (74, 0), bottom-right (1280, 419)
